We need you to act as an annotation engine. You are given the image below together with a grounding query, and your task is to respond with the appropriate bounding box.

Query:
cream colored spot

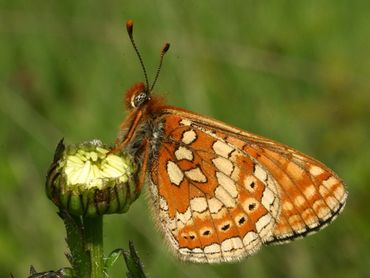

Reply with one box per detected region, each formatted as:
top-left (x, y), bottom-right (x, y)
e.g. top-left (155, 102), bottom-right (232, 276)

top-left (185, 167), bottom-right (207, 183)
top-left (244, 176), bottom-right (257, 192)
top-left (334, 185), bottom-right (346, 201)
top-left (183, 247), bottom-right (205, 260)
top-left (283, 201), bottom-right (294, 211)
top-left (319, 185), bottom-right (329, 197)
top-left (255, 214), bottom-right (273, 238)
top-left (216, 172), bottom-right (238, 198)
top-left (215, 185), bottom-right (236, 208)
top-left (266, 179), bottom-right (279, 216)
top-left (175, 146), bottom-right (193, 161)
top-left (159, 197), bottom-right (168, 211)
top-left (176, 209), bottom-right (191, 224)
top-left (190, 197), bottom-right (208, 213)
top-left (288, 215), bottom-right (303, 229)
top-left (208, 198), bottom-right (224, 214)
top-left (288, 214), bottom-right (301, 223)
top-left (314, 201), bottom-right (331, 220)
top-left (302, 209), bottom-right (318, 228)
top-left (193, 211), bottom-right (208, 221)
top-left (312, 199), bottom-right (325, 212)
top-left (184, 252), bottom-right (207, 262)
top-left (167, 161), bottom-right (184, 186)
top-left (221, 237), bottom-right (243, 252)
top-left (322, 176), bottom-right (339, 190)
top-left (303, 185), bottom-right (316, 199)
top-left (325, 195), bottom-right (339, 211)
top-left (266, 176), bottom-right (278, 195)
top-left (194, 247), bottom-right (203, 254)
top-left (231, 166), bottom-right (240, 181)
top-left (212, 207), bottom-right (228, 219)
top-left (254, 164), bottom-right (267, 182)
top-left (309, 165), bottom-right (325, 176)
top-left (277, 232), bottom-right (294, 241)
top-left (229, 237), bottom-right (244, 256)
top-left (204, 243), bottom-right (221, 255)
top-left (261, 187), bottom-right (275, 209)
top-left (182, 129), bottom-right (197, 144)
top-left (294, 195), bottom-right (306, 207)
top-left (212, 141), bottom-right (234, 158)
top-left (286, 162), bottom-right (304, 179)
top-left (179, 247), bottom-right (190, 255)
top-left (212, 157), bottom-right (233, 176)
top-left (291, 224), bottom-right (306, 234)
top-left (180, 119), bottom-right (191, 126)
top-left (243, 231), bottom-right (260, 250)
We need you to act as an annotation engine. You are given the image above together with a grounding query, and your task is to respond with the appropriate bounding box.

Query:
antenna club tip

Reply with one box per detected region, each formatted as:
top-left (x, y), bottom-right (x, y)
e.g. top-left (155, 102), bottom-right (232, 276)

top-left (126, 19), bottom-right (134, 34)
top-left (163, 43), bottom-right (170, 53)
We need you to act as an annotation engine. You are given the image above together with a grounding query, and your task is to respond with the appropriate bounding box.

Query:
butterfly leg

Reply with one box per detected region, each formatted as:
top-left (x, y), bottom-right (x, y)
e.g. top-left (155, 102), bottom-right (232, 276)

top-left (135, 138), bottom-right (150, 193)
top-left (111, 110), bottom-right (144, 154)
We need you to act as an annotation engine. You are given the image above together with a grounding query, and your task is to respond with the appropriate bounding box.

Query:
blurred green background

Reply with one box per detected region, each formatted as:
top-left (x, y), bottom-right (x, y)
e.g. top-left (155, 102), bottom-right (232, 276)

top-left (1, 0), bottom-right (369, 277)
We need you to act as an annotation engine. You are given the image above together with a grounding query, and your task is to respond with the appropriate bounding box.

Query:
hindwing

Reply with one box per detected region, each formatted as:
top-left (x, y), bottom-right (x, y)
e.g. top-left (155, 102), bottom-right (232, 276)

top-left (144, 109), bottom-right (347, 263)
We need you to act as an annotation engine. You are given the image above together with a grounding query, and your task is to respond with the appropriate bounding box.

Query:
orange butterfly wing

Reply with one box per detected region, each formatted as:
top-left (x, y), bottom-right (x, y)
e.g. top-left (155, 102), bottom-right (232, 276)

top-left (146, 108), bottom-right (347, 263)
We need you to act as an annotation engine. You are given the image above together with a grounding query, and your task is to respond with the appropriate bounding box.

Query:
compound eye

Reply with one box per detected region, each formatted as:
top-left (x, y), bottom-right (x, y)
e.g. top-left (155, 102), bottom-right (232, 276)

top-left (131, 91), bottom-right (149, 108)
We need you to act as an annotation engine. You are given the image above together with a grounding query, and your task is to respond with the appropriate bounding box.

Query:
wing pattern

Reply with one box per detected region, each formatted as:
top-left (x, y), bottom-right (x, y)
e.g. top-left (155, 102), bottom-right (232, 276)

top-left (146, 112), bottom-right (347, 263)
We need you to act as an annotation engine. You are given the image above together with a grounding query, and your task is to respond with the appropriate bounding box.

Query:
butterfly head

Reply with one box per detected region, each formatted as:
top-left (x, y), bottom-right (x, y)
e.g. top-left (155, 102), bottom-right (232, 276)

top-left (124, 20), bottom-right (170, 111)
top-left (126, 82), bottom-right (151, 109)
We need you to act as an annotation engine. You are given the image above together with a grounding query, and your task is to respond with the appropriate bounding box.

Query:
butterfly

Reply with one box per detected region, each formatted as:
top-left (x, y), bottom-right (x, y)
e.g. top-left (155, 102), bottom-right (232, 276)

top-left (114, 19), bottom-right (348, 263)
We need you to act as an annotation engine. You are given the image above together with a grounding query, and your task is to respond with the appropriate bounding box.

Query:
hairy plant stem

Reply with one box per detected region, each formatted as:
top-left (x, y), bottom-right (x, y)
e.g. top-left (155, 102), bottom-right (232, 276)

top-left (84, 216), bottom-right (104, 278)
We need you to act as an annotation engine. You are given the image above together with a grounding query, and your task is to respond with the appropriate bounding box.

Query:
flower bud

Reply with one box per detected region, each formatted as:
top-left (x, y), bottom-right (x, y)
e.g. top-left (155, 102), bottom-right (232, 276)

top-left (46, 139), bottom-right (139, 217)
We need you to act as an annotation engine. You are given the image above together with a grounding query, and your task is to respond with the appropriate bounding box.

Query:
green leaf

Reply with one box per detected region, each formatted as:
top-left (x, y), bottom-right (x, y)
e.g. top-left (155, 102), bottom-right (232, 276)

top-left (105, 248), bottom-right (124, 270)
top-left (122, 241), bottom-right (146, 278)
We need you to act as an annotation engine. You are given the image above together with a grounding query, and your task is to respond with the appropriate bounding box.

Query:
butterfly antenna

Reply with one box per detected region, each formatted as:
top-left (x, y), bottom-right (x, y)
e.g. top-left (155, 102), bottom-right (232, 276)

top-left (126, 19), bottom-right (150, 90)
top-left (150, 43), bottom-right (170, 92)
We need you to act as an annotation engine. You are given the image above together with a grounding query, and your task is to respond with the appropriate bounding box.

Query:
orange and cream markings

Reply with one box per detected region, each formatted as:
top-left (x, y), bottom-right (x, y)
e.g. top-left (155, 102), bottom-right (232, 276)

top-left (115, 19), bottom-right (348, 263)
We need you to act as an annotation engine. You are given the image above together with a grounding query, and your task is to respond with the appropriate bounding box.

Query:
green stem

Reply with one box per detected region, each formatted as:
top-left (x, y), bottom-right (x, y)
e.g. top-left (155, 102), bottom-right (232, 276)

top-left (84, 216), bottom-right (104, 278)
top-left (60, 211), bottom-right (89, 277)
